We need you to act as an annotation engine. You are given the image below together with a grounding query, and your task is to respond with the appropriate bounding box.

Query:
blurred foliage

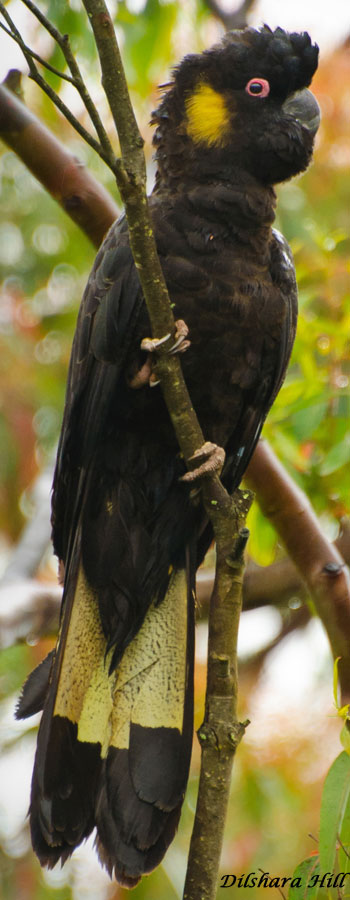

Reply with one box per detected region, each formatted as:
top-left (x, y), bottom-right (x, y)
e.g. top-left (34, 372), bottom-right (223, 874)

top-left (0, 1), bottom-right (349, 899)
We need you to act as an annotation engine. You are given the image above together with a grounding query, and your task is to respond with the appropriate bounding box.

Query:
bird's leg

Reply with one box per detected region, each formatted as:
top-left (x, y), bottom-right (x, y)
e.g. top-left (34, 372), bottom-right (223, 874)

top-left (128, 356), bottom-right (155, 388)
top-left (129, 320), bottom-right (191, 389)
top-left (180, 441), bottom-right (226, 482)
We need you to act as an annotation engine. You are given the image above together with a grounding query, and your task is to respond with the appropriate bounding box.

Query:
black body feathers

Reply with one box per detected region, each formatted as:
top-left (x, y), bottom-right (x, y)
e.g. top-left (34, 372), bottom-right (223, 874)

top-left (17, 26), bottom-right (319, 887)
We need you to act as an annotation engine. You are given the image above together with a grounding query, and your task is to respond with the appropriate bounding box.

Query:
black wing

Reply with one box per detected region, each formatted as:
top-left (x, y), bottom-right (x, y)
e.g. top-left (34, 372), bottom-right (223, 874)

top-left (221, 227), bottom-right (298, 493)
top-left (51, 215), bottom-right (143, 568)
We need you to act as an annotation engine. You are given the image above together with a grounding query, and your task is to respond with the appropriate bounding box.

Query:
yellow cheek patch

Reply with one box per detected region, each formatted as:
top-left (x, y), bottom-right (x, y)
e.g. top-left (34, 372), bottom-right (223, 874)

top-left (185, 82), bottom-right (231, 146)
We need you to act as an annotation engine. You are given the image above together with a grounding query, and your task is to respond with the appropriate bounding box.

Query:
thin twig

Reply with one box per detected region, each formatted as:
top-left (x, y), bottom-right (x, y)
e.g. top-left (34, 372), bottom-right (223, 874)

top-left (0, 20), bottom-right (75, 82)
top-left (0, 2), bottom-right (38, 79)
top-left (0, 81), bottom-right (119, 245)
top-left (20, 0), bottom-right (115, 158)
top-left (337, 833), bottom-right (350, 860)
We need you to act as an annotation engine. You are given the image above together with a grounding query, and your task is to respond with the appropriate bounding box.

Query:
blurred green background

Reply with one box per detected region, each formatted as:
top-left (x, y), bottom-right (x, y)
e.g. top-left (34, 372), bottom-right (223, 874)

top-left (0, 1), bottom-right (349, 898)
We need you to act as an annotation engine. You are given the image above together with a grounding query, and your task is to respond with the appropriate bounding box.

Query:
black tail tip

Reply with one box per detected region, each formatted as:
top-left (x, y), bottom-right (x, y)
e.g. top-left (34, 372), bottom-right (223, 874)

top-left (95, 836), bottom-right (141, 889)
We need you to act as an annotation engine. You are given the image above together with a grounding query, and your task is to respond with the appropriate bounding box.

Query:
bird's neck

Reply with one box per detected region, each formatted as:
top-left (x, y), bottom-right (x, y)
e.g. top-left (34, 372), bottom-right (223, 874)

top-left (151, 91), bottom-right (277, 241)
top-left (152, 165), bottom-right (277, 254)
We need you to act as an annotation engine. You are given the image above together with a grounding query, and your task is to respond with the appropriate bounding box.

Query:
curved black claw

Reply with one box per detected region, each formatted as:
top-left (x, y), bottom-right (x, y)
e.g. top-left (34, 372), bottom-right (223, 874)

top-left (180, 441), bottom-right (225, 483)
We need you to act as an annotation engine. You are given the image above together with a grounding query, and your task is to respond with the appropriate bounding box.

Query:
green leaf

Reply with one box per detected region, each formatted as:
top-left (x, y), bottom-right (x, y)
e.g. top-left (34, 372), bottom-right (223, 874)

top-left (320, 436), bottom-right (350, 475)
top-left (319, 751), bottom-right (350, 875)
top-left (338, 787), bottom-right (350, 875)
top-left (288, 856), bottom-right (320, 899)
top-left (290, 401), bottom-right (328, 441)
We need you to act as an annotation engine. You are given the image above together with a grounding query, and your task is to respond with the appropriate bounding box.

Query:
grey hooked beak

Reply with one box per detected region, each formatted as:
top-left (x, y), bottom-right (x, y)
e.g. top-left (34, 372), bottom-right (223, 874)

top-left (283, 88), bottom-right (321, 136)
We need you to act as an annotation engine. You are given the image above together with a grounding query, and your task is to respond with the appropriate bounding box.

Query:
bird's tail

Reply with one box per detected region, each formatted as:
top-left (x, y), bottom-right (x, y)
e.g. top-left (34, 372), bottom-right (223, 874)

top-left (17, 555), bottom-right (194, 887)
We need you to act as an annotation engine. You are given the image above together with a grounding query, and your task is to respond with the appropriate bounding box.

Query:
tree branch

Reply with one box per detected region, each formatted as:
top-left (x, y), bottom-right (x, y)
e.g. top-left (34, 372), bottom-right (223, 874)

top-left (0, 20), bottom-right (75, 83)
top-left (20, 0), bottom-right (115, 158)
top-left (0, 78), bottom-right (118, 246)
top-left (246, 441), bottom-right (350, 704)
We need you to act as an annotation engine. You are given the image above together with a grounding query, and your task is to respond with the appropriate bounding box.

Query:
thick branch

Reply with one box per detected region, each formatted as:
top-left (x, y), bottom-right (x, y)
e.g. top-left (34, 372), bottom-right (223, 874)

top-left (246, 441), bottom-right (350, 703)
top-left (184, 529), bottom-right (249, 900)
top-left (0, 81), bottom-right (118, 246)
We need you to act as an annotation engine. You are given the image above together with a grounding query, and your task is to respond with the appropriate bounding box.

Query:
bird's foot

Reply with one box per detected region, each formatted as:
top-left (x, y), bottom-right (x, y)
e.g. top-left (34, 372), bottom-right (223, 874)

top-left (141, 320), bottom-right (190, 356)
top-left (130, 321), bottom-right (190, 390)
top-left (168, 319), bottom-right (191, 355)
top-left (180, 441), bottom-right (226, 483)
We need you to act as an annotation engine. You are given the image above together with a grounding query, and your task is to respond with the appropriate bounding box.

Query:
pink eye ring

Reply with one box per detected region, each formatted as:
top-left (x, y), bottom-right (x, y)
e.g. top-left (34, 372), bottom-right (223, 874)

top-left (245, 78), bottom-right (270, 98)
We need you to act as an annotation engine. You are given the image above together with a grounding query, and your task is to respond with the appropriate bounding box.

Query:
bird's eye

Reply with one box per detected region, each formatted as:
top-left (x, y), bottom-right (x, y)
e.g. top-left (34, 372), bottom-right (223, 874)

top-left (245, 78), bottom-right (270, 98)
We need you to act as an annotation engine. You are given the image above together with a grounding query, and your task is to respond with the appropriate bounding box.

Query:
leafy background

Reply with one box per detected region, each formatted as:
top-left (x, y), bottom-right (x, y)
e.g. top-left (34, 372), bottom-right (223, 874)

top-left (0, 1), bottom-right (349, 898)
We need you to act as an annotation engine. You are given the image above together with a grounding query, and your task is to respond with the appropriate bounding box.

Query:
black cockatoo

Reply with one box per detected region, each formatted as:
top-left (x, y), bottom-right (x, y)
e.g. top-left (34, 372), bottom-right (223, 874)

top-left (17, 25), bottom-right (320, 887)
